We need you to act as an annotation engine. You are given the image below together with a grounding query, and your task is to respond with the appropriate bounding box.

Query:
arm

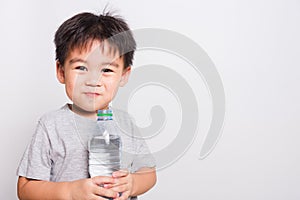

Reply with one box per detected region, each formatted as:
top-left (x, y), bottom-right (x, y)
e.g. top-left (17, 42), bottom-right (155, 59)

top-left (17, 176), bottom-right (119, 200)
top-left (130, 167), bottom-right (157, 196)
top-left (110, 167), bottom-right (157, 200)
top-left (18, 176), bottom-right (71, 200)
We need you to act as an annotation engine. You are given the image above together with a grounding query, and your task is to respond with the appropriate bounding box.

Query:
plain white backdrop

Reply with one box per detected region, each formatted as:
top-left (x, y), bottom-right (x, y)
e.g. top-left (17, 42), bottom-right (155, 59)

top-left (1, 0), bottom-right (300, 199)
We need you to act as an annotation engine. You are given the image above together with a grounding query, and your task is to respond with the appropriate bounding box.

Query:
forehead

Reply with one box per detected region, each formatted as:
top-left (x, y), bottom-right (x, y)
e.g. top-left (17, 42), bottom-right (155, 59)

top-left (66, 40), bottom-right (124, 65)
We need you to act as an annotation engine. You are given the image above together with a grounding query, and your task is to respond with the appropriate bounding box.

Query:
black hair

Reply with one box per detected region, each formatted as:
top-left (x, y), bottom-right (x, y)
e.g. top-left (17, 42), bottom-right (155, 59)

top-left (54, 12), bottom-right (136, 68)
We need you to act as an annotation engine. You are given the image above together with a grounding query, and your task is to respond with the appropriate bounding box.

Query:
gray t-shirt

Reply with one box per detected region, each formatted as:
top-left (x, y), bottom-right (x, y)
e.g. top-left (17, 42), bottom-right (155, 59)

top-left (17, 104), bottom-right (155, 199)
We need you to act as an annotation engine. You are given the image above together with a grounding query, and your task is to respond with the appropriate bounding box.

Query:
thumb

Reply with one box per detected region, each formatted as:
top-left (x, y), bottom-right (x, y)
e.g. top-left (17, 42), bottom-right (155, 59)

top-left (112, 169), bottom-right (129, 178)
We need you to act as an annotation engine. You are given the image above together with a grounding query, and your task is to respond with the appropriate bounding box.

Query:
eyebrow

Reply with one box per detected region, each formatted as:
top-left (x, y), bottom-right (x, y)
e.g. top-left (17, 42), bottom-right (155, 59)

top-left (69, 58), bottom-right (87, 64)
top-left (102, 62), bottom-right (119, 68)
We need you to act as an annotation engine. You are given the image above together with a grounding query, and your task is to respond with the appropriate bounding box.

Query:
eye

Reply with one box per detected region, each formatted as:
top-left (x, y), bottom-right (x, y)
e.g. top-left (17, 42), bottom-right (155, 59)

top-left (75, 66), bottom-right (88, 71)
top-left (101, 68), bottom-right (113, 73)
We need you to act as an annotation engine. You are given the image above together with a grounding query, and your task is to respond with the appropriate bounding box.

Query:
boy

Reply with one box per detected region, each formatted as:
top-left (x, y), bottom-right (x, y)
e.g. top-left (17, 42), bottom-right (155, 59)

top-left (17, 12), bottom-right (156, 200)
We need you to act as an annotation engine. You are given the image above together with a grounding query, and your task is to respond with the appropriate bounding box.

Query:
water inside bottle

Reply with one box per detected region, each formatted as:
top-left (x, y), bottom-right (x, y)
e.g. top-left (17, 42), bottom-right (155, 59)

top-left (88, 133), bottom-right (121, 177)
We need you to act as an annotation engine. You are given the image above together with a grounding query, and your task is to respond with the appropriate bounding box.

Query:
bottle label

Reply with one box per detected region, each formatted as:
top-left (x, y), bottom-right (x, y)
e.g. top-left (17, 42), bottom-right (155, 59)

top-left (97, 109), bottom-right (113, 121)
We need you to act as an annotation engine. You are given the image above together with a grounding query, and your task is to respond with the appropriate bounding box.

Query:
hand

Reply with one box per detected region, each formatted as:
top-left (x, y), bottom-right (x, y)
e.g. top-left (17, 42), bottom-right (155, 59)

top-left (109, 170), bottom-right (133, 200)
top-left (69, 176), bottom-right (119, 200)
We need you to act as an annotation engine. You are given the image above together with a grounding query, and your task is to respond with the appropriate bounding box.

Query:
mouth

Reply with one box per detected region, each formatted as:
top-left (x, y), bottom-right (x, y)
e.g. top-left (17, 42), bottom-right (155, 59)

top-left (84, 92), bottom-right (101, 98)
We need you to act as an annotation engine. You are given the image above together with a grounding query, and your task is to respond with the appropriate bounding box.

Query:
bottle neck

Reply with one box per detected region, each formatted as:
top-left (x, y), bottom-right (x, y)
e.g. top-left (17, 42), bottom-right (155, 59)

top-left (97, 108), bottom-right (113, 121)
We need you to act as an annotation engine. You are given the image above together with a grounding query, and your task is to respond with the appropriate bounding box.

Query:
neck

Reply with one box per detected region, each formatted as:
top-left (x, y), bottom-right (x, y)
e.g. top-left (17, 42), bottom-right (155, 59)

top-left (68, 104), bottom-right (98, 120)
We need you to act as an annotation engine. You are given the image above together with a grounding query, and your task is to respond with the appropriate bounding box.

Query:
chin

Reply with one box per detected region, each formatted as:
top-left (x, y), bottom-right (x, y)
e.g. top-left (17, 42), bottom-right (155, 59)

top-left (85, 104), bottom-right (109, 112)
top-left (72, 99), bottom-right (109, 112)
top-left (71, 103), bottom-right (94, 112)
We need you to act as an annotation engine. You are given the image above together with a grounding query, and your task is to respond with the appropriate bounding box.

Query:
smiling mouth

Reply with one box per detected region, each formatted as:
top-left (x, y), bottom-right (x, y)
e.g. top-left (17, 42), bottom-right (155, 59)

top-left (84, 92), bottom-right (100, 97)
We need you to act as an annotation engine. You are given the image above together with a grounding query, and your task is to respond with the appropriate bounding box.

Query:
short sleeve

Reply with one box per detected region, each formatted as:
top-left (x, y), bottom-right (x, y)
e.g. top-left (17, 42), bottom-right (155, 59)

top-left (130, 119), bottom-right (156, 172)
top-left (16, 121), bottom-right (52, 181)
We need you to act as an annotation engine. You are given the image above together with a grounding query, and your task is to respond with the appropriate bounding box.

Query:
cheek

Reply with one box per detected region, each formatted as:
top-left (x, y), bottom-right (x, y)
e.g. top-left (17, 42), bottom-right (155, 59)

top-left (65, 81), bottom-right (74, 99)
top-left (107, 83), bottom-right (120, 99)
top-left (65, 76), bottom-right (78, 98)
top-left (106, 79), bottom-right (119, 92)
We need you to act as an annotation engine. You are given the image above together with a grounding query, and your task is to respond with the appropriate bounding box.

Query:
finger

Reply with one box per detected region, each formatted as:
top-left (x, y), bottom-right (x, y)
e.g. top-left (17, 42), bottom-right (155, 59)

top-left (103, 183), bottom-right (112, 188)
top-left (92, 176), bottom-right (116, 186)
top-left (108, 176), bottom-right (128, 188)
top-left (111, 183), bottom-right (128, 193)
top-left (93, 194), bottom-right (114, 200)
top-left (94, 187), bottom-right (119, 199)
top-left (114, 191), bottom-right (130, 200)
top-left (103, 183), bottom-right (115, 189)
top-left (104, 182), bottom-right (124, 190)
top-left (95, 194), bottom-right (119, 200)
top-left (112, 170), bottom-right (129, 178)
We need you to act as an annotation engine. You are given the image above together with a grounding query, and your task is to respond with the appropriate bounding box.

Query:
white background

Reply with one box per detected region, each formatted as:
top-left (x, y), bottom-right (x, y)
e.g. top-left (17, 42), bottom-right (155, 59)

top-left (1, 0), bottom-right (300, 199)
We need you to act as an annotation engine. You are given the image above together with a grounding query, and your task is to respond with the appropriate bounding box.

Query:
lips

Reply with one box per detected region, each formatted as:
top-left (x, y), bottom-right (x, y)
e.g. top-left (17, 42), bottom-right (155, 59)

top-left (84, 92), bottom-right (101, 98)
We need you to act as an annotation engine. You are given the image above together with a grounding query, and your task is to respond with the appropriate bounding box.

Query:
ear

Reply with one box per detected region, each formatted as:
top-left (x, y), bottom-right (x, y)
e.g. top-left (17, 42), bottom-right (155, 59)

top-left (119, 66), bottom-right (131, 87)
top-left (56, 61), bottom-right (65, 84)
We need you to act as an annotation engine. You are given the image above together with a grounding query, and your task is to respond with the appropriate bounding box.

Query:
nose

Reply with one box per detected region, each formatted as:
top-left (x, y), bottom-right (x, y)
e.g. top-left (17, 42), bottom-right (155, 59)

top-left (85, 71), bottom-right (102, 87)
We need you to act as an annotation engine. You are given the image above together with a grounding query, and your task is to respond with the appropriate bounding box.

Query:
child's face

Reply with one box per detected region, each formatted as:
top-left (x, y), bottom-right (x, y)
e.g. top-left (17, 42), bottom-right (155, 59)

top-left (56, 40), bottom-right (130, 117)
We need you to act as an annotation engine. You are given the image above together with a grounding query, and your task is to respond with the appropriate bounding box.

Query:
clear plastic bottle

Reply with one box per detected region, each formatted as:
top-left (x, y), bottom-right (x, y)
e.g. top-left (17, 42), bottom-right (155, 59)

top-left (88, 109), bottom-right (122, 198)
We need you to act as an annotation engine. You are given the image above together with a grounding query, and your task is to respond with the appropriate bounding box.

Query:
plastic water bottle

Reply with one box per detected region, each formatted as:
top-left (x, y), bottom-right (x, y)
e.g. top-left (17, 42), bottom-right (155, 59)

top-left (88, 109), bottom-right (122, 199)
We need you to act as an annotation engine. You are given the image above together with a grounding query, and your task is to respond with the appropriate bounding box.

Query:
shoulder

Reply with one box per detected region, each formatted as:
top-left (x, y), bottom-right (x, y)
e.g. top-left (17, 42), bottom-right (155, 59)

top-left (38, 104), bottom-right (71, 126)
top-left (112, 108), bottom-right (135, 133)
top-left (112, 108), bottom-right (133, 123)
top-left (112, 107), bottom-right (144, 139)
